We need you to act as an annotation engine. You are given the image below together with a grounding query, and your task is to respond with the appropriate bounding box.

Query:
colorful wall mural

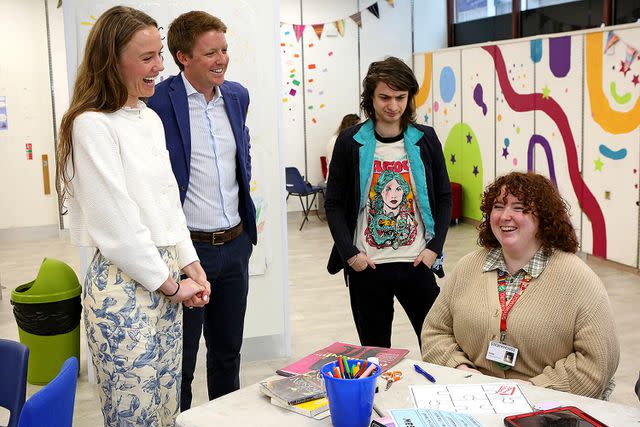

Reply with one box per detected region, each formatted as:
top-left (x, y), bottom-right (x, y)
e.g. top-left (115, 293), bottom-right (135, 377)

top-left (415, 24), bottom-right (640, 268)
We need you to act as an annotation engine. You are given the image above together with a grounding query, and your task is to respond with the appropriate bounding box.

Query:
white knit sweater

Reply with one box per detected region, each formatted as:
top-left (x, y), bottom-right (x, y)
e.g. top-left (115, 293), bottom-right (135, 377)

top-left (68, 102), bottom-right (197, 291)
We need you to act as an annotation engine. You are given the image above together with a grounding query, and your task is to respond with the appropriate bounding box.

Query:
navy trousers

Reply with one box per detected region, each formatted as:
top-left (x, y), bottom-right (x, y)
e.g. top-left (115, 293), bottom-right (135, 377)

top-left (180, 230), bottom-right (252, 410)
top-left (346, 262), bottom-right (440, 349)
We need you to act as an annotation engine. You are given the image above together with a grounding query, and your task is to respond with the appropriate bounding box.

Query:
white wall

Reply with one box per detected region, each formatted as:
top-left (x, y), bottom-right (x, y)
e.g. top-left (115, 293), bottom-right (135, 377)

top-left (280, 0), bottom-right (418, 212)
top-left (0, 0), bottom-right (68, 232)
top-left (414, 0), bottom-right (448, 53)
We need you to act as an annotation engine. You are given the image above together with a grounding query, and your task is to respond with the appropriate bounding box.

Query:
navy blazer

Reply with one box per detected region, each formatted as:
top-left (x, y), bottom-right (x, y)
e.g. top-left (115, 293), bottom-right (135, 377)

top-left (148, 74), bottom-right (257, 244)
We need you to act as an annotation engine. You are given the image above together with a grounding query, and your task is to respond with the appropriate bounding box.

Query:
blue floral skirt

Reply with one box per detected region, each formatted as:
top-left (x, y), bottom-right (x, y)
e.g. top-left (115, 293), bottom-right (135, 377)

top-left (84, 247), bottom-right (182, 427)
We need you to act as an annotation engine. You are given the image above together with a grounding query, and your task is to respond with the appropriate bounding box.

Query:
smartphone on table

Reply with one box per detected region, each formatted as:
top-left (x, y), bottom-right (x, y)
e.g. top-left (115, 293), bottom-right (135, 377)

top-left (504, 406), bottom-right (608, 427)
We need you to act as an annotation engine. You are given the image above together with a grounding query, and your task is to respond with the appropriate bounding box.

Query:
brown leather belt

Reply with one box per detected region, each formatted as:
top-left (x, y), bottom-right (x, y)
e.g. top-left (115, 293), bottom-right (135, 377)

top-left (190, 222), bottom-right (243, 245)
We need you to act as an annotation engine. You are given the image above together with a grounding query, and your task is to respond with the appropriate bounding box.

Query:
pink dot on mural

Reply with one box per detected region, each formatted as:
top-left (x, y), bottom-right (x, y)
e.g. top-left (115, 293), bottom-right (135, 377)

top-left (434, 101), bottom-right (440, 112)
top-left (513, 158), bottom-right (518, 166)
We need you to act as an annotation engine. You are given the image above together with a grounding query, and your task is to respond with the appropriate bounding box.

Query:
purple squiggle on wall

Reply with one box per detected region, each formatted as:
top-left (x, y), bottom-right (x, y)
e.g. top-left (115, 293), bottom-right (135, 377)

top-left (527, 134), bottom-right (557, 186)
top-left (473, 83), bottom-right (487, 116)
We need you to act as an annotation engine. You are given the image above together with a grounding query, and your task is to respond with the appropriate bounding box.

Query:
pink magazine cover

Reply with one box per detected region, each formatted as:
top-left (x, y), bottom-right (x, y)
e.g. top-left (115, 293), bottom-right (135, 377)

top-left (276, 342), bottom-right (409, 376)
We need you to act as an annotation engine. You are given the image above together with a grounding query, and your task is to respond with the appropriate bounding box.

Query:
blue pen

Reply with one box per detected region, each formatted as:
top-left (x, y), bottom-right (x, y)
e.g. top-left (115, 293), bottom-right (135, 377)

top-left (414, 364), bottom-right (436, 383)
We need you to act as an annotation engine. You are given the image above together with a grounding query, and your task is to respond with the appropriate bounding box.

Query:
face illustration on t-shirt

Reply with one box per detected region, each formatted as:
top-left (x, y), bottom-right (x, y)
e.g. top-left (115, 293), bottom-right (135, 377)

top-left (365, 157), bottom-right (418, 250)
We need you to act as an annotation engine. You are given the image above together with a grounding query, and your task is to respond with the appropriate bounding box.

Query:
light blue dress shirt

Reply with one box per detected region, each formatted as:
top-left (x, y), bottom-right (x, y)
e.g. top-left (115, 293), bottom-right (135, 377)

top-left (181, 73), bottom-right (241, 232)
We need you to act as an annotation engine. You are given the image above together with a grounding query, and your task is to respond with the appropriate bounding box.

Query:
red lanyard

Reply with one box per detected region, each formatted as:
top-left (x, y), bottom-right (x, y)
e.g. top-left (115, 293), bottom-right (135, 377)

top-left (497, 271), bottom-right (531, 342)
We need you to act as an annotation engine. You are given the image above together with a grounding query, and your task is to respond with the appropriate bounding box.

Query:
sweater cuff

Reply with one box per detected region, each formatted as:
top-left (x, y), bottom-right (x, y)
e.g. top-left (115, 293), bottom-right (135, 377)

top-left (144, 263), bottom-right (171, 292)
top-left (176, 238), bottom-right (199, 270)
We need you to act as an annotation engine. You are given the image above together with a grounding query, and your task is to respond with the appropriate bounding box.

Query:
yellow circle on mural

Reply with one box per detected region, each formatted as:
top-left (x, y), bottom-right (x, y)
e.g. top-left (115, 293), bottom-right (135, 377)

top-left (497, 114), bottom-right (502, 122)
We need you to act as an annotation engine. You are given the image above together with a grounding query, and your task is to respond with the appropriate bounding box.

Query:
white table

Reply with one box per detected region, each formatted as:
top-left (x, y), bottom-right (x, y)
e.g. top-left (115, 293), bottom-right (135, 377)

top-left (176, 359), bottom-right (640, 426)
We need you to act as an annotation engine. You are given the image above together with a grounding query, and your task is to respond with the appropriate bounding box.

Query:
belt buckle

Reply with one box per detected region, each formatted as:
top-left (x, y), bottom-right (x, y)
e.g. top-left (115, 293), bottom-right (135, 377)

top-left (211, 230), bottom-right (225, 246)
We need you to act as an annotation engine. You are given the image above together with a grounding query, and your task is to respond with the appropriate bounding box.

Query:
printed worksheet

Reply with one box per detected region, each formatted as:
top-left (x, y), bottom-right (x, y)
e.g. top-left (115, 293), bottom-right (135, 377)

top-left (410, 383), bottom-right (532, 415)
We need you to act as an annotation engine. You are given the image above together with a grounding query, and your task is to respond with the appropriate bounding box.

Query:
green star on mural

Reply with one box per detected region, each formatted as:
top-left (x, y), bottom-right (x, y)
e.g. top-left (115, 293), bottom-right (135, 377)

top-left (541, 85), bottom-right (551, 99)
top-left (594, 157), bottom-right (604, 171)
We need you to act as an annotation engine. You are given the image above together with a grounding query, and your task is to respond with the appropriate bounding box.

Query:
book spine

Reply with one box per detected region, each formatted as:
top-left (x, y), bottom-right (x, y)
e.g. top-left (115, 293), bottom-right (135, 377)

top-left (287, 392), bottom-right (326, 405)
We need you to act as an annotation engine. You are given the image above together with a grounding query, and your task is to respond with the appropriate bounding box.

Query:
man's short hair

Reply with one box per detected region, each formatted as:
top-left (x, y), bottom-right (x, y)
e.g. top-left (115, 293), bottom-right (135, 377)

top-left (168, 11), bottom-right (227, 71)
top-left (360, 56), bottom-right (419, 130)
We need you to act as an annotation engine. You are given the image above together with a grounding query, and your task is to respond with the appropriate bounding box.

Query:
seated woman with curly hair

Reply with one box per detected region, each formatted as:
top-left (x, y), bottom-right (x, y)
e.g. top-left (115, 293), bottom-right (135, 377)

top-left (421, 172), bottom-right (619, 399)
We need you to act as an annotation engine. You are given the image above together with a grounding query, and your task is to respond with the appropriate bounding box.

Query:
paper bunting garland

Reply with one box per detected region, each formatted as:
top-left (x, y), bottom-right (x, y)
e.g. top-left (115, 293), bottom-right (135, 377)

top-left (293, 24), bottom-right (305, 42)
top-left (350, 12), bottom-right (362, 27)
top-left (367, 3), bottom-right (380, 19)
top-left (312, 24), bottom-right (324, 40)
top-left (335, 19), bottom-right (345, 37)
top-left (604, 31), bottom-right (619, 54)
top-left (282, 1), bottom-right (396, 42)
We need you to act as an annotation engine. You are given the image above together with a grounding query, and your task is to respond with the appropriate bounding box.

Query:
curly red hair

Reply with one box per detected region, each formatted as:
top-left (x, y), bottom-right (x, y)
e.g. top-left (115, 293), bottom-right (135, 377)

top-left (477, 172), bottom-right (578, 255)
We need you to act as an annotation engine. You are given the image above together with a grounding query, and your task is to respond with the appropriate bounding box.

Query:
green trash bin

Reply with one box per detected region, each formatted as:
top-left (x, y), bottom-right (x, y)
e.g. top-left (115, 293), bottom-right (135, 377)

top-left (10, 258), bottom-right (82, 385)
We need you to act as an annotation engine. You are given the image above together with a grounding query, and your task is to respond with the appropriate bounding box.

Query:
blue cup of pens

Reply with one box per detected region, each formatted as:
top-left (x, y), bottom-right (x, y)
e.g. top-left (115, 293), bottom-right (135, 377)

top-left (320, 358), bottom-right (381, 427)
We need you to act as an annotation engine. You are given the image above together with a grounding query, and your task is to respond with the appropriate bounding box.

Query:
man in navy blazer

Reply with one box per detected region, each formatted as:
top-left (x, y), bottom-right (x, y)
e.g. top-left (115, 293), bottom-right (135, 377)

top-left (148, 11), bottom-right (256, 410)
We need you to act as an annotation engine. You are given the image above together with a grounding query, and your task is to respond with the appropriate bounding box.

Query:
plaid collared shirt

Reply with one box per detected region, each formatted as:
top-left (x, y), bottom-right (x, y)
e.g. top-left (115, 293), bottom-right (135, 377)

top-left (483, 247), bottom-right (550, 300)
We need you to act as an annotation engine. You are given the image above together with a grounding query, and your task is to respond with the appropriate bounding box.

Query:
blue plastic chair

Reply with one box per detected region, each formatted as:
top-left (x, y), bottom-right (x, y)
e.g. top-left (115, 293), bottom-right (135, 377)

top-left (285, 167), bottom-right (324, 230)
top-left (0, 339), bottom-right (29, 427)
top-left (18, 357), bottom-right (78, 427)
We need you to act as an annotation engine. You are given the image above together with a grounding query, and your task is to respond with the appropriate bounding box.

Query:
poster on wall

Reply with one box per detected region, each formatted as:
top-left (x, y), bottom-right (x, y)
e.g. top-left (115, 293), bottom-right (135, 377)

top-left (0, 96), bottom-right (7, 130)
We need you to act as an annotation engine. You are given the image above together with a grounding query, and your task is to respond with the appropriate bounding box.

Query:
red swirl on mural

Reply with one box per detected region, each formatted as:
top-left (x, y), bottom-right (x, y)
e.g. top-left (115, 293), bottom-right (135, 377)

top-left (482, 45), bottom-right (606, 258)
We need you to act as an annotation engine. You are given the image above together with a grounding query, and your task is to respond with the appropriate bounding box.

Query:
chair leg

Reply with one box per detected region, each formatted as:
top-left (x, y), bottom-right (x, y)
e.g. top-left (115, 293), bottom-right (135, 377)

top-left (298, 195), bottom-right (309, 230)
top-left (301, 193), bottom-right (319, 230)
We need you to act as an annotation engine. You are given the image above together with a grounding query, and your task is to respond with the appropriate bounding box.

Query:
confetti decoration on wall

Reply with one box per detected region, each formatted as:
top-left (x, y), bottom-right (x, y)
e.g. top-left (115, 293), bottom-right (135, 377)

top-left (386, 0), bottom-right (395, 7)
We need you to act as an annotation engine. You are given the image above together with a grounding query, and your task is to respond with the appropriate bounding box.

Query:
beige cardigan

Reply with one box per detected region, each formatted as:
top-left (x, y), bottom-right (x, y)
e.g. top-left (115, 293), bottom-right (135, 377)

top-left (421, 249), bottom-right (619, 398)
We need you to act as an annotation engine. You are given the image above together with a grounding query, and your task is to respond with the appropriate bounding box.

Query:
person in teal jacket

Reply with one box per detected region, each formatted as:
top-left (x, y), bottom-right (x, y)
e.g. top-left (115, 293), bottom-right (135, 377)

top-left (325, 57), bottom-right (452, 348)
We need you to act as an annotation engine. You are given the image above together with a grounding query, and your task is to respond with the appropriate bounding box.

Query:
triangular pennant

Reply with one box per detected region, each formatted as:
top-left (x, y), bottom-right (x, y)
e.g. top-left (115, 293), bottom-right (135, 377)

top-left (293, 24), bottom-right (305, 42)
top-left (279, 21), bottom-right (284, 27)
top-left (334, 19), bottom-right (346, 37)
top-left (367, 3), bottom-right (380, 19)
top-left (350, 12), bottom-right (362, 27)
top-left (386, 0), bottom-right (395, 7)
top-left (625, 42), bottom-right (638, 67)
top-left (312, 23), bottom-right (324, 40)
top-left (604, 31), bottom-right (619, 54)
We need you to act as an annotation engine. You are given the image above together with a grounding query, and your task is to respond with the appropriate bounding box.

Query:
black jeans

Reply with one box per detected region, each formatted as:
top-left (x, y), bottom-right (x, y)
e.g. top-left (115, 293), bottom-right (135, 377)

top-left (346, 262), bottom-right (440, 348)
top-left (180, 231), bottom-right (252, 411)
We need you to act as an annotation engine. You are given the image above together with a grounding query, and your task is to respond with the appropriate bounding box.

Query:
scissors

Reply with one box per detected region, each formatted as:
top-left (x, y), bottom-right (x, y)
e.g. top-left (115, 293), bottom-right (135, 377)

top-left (381, 370), bottom-right (402, 390)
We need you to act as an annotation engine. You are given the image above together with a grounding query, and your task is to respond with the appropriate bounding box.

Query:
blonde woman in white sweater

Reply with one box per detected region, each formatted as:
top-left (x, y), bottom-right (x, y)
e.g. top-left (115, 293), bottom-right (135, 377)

top-left (56, 7), bottom-right (210, 426)
top-left (421, 172), bottom-right (619, 399)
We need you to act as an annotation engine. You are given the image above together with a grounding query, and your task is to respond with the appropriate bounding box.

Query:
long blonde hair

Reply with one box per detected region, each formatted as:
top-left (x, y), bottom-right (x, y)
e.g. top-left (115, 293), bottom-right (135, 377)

top-left (56, 6), bottom-right (157, 209)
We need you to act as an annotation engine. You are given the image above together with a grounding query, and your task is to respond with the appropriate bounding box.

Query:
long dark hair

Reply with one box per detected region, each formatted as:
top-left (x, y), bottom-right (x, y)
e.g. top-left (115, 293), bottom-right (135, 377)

top-left (360, 56), bottom-right (418, 130)
top-left (56, 6), bottom-right (157, 209)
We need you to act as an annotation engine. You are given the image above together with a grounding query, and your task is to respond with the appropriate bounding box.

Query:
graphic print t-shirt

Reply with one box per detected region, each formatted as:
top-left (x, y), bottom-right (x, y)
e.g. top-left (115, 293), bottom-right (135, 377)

top-left (355, 135), bottom-right (426, 264)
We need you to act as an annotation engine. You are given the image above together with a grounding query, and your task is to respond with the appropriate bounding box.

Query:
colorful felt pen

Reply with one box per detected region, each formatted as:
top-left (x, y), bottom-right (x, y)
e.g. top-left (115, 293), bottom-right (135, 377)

top-left (333, 366), bottom-right (342, 379)
top-left (414, 364), bottom-right (436, 383)
top-left (338, 356), bottom-right (345, 377)
top-left (359, 363), bottom-right (377, 378)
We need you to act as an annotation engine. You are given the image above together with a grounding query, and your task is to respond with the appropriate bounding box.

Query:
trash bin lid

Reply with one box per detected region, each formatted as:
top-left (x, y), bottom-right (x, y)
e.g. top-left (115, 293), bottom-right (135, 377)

top-left (11, 258), bottom-right (81, 304)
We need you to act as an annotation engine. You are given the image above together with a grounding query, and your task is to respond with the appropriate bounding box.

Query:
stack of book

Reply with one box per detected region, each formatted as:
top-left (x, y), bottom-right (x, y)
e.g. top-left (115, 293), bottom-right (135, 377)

top-left (259, 371), bottom-right (330, 419)
top-left (259, 342), bottom-right (410, 419)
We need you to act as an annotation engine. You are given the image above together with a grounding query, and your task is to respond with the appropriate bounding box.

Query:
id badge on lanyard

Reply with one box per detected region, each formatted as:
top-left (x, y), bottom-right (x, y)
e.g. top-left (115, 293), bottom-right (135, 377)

top-left (485, 272), bottom-right (531, 369)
